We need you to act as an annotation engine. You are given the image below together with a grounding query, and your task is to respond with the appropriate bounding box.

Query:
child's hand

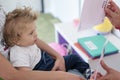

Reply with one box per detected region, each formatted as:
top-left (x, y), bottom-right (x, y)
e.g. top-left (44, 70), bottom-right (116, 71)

top-left (52, 56), bottom-right (66, 71)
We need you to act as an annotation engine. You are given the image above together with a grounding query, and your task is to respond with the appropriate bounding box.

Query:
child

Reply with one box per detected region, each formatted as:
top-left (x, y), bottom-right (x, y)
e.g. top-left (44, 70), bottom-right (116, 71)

top-left (3, 7), bottom-right (90, 77)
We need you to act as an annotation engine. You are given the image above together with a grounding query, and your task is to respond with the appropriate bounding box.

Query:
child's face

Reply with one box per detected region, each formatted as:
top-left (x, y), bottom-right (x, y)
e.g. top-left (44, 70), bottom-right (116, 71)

top-left (17, 22), bottom-right (37, 46)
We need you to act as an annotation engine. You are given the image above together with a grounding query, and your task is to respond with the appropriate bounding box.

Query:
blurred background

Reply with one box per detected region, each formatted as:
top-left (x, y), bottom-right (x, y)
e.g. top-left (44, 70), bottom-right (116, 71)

top-left (0, 0), bottom-right (120, 43)
top-left (0, 0), bottom-right (82, 43)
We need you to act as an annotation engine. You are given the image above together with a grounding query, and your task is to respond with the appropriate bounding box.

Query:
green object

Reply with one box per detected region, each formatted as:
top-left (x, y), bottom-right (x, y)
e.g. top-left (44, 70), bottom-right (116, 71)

top-left (78, 35), bottom-right (119, 58)
top-left (0, 77), bottom-right (4, 80)
top-left (36, 13), bottom-right (61, 43)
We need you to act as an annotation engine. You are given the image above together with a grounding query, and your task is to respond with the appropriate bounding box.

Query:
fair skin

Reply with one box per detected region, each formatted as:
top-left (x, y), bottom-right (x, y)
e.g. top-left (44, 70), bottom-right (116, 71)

top-left (0, 22), bottom-right (84, 80)
top-left (15, 22), bottom-right (66, 71)
top-left (90, 60), bottom-right (120, 80)
top-left (16, 22), bottom-right (65, 71)
top-left (0, 53), bottom-right (84, 80)
top-left (99, 60), bottom-right (120, 80)
top-left (36, 38), bottom-right (66, 71)
top-left (105, 0), bottom-right (120, 29)
top-left (91, 1), bottom-right (120, 80)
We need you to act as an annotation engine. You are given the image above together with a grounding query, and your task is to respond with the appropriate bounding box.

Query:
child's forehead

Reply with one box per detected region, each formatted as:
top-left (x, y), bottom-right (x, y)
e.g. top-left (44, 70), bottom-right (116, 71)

top-left (22, 23), bottom-right (36, 31)
top-left (15, 21), bottom-right (36, 33)
top-left (26, 22), bottom-right (36, 28)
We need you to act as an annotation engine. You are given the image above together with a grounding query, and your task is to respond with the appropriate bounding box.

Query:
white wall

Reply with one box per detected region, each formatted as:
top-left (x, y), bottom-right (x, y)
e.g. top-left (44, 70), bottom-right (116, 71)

top-left (0, 0), bottom-right (41, 13)
top-left (114, 0), bottom-right (120, 7)
top-left (44, 0), bottom-right (51, 13)
top-left (44, 0), bottom-right (120, 22)
top-left (44, 0), bottom-right (80, 22)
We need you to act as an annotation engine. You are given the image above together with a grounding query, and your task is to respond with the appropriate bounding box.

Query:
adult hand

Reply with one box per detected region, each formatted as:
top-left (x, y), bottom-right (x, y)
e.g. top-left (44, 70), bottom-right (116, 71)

top-left (90, 60), bottom-right (120, 80)
top-left (52, 55), bottom-right (66, 71)
top-left (99, 60), bottom-right (120, 80)
top-left (105, 1), bottom-right (120, 29)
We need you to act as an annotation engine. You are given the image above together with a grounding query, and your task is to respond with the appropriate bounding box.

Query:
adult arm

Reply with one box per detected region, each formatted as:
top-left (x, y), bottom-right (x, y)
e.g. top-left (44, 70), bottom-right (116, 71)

top-left (0, 53), bottom-right (84, 80)
top-left (35, 38), bottom-right (65, 71)
top-left (0, 53), bottom-right (17, 80)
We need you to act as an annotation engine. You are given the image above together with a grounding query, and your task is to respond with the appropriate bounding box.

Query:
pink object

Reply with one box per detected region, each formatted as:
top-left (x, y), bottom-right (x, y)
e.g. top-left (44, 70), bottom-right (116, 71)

top-left (73, 19), bottom-right (80, 27)
top-left (49, 43), bottom-right (68, 56)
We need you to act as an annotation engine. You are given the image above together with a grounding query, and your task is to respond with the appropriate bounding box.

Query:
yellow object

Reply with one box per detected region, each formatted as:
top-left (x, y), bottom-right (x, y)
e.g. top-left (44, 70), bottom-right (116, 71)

top-left (93, 17), bottom-right (113, 33)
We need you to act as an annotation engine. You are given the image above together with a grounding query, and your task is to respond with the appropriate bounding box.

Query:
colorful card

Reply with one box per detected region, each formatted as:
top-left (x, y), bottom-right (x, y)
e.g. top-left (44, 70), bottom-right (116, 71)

top-left (78, 35), bottom-right (119, 58)
top-left (78, 0), bottom-right (109, 30)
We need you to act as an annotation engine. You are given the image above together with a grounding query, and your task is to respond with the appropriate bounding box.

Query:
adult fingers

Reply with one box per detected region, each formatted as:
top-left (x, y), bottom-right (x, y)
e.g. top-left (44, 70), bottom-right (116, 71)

top-left (105, 7), bottom-right (115, 18)
top-left (110, 1), bottom-right (119, 11)
top-left (99, 73), bottom-right (111, 80)
top-left (100, 60), bottom-right (110, 73)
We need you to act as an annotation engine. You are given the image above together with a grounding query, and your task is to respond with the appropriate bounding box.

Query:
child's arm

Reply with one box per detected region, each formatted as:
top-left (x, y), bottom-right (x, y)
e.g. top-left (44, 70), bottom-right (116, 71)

top-left (35, 38), bottom-right (66, 71)
top-left (35, 38), bottom-right (62, 59)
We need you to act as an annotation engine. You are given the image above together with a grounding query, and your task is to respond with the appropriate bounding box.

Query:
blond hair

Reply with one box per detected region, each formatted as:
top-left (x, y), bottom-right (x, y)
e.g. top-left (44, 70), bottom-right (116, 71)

top-left (3, 7), bottom-right (38, 47)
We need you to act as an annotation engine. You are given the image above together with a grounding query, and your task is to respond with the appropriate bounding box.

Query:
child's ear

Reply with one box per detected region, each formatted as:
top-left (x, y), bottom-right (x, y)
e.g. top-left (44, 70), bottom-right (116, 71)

top-left (13, 38), bottom-right (19, 45)
top-left (15, 42), bottom-right (20, 45)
